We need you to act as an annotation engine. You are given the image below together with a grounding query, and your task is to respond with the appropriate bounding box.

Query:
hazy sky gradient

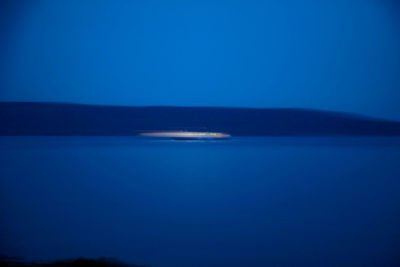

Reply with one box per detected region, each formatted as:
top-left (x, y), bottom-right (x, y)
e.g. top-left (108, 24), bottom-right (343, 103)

top-left (1, 0), bottom-right (400, 120)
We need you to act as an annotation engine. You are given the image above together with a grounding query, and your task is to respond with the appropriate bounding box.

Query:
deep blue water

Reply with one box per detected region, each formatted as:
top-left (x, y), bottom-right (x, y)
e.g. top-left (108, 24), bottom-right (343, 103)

top-left (1, 137), bottom-right (400, 266)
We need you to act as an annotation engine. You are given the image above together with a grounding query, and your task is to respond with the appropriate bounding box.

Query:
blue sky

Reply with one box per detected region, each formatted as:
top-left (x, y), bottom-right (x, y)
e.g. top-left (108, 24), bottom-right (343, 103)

top-left (1, 0), bottom-right (400, 120)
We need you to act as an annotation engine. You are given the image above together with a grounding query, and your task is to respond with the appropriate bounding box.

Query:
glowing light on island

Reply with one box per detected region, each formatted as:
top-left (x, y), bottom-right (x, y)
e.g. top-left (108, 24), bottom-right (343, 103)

top-left (139, 131), bottom-right (231, 140)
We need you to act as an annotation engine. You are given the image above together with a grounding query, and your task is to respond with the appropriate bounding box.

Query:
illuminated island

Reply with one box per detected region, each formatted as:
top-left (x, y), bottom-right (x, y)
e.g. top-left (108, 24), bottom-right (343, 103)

top-left (140, 131), bottom-right (231, 140)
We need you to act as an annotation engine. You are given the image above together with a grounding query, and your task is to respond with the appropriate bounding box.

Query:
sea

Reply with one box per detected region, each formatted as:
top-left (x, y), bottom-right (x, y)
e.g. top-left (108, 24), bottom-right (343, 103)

top-left (1, 136), bottom-right (400, 266)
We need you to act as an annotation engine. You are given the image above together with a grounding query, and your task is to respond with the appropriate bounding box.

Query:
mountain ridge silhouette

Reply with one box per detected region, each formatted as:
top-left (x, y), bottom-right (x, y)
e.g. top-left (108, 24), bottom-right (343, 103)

top-left (1, 102), bottom-right (400, 136)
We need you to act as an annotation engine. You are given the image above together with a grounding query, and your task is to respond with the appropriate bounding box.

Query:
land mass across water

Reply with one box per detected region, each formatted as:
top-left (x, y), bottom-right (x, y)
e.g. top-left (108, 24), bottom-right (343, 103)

top-left (1, 102), bottom-right (400, 136)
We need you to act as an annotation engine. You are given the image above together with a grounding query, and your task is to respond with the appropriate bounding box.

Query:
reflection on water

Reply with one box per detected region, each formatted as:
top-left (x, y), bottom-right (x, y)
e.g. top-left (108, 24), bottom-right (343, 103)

top-left (1, 137), bottom-right (400, 267)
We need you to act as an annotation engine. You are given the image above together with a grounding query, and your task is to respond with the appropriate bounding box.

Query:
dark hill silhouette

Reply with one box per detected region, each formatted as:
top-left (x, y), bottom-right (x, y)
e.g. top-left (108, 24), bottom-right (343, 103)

top-left (1, 102), bottom-right (400, 136)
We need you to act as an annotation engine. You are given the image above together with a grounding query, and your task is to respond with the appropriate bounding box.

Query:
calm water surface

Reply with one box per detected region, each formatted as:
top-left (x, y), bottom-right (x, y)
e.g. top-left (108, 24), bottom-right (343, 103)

top-left (1, 137), bottom-right (400, 266)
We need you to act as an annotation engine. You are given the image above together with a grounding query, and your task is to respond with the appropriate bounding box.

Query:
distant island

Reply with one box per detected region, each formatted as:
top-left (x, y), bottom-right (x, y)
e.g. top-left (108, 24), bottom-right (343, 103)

top-left (1, 102), bottom-right (400, 136)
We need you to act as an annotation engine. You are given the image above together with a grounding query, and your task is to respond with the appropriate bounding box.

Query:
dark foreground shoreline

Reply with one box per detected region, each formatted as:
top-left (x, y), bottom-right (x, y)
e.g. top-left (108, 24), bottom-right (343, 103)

top-left (0, 256), bottom-right (147, 267)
